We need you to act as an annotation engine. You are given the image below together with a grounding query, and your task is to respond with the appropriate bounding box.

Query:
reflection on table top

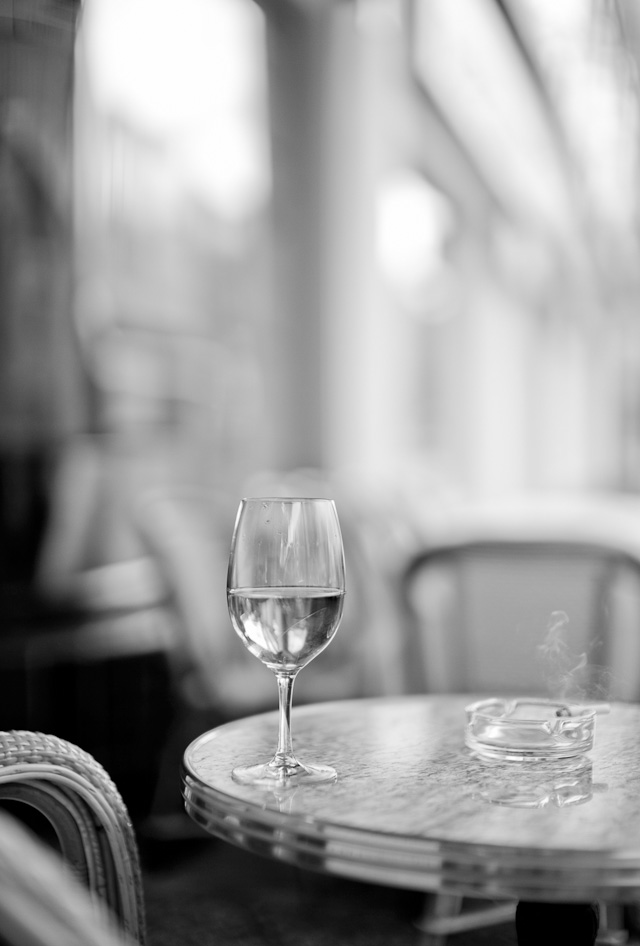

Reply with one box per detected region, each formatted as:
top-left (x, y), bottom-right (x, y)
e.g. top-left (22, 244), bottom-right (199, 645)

top-left (182, 694), bottom-right (640, 902)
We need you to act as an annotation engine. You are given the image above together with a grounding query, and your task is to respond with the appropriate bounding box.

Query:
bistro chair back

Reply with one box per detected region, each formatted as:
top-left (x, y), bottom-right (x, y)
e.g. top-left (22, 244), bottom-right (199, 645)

top-left (401, 538), bottom-right (640, 702)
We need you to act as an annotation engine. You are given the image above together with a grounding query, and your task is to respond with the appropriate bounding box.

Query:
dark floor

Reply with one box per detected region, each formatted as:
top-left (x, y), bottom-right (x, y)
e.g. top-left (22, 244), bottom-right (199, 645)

top-left (140, 830), bottom-right (518, 946)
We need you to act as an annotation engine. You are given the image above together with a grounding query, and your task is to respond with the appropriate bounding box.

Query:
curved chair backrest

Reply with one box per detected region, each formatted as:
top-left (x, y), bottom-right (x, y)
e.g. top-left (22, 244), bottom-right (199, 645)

top-left (0, 730), bottom-right (146, 944)
top-left (0, 807), bottom-right (135, 946)
top-left (401, 537), bottom-right (640, 700)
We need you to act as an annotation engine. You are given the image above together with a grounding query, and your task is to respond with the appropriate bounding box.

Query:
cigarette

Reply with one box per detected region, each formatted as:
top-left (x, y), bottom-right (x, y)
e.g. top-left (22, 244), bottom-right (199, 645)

top-left (556, 703), bottom-right (611, 717)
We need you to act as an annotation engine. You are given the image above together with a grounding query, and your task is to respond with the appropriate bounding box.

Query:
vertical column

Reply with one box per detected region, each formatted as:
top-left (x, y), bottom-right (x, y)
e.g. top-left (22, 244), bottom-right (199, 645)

top-left (264, 0), bottom-right (333, 471)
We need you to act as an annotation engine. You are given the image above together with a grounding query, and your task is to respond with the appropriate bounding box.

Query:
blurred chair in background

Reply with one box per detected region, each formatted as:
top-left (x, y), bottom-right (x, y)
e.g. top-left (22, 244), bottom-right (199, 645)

top-left (399, 491), bottom-right (640, 944)
top-left (400, 493), bottom-right (640, 701)
top-left (402, 538), bottom-right (640, 700)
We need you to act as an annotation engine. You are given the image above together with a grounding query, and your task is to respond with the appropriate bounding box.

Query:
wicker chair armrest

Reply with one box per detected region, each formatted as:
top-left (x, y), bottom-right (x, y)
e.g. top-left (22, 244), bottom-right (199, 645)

top-left (0, 808), bottom-right (135, 946)
top-left (0, 731), bottom-right (145, 943)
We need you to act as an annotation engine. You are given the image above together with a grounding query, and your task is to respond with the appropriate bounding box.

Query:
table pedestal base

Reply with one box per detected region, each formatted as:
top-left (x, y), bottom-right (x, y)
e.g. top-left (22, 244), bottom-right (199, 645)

top-left (516, 902), bottom-right (600, 946)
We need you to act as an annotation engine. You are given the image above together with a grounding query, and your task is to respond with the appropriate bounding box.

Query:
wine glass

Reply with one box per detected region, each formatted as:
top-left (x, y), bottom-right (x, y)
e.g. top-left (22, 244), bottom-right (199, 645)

top-left (227, 497), bottom-right (346, 786)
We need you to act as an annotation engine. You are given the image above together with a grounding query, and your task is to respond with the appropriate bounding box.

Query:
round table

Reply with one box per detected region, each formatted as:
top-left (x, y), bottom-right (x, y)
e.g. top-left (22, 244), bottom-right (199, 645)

top-left (182, 694), bottom-right (640, 904)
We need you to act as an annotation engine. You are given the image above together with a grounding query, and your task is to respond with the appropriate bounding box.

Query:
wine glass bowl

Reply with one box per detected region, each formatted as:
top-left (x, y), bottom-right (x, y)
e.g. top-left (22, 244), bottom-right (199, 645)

top-left (227, 498), bottom-right (345, 786)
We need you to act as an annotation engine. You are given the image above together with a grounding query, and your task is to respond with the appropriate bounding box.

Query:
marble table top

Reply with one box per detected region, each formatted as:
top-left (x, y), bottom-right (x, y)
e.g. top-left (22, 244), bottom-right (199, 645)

top-left (182, 694), bottom-right (640, 902)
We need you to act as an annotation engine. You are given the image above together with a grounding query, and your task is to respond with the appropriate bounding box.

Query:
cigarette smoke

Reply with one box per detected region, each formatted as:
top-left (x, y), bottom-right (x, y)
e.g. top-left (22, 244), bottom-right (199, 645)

top-left (536, 610), bottom-right (610, 701)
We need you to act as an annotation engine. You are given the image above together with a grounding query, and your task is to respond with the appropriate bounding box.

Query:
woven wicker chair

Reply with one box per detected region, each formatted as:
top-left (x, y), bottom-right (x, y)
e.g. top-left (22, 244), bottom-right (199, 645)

top-left (0, 730), bottom-right (146, 944)
top-left (0, 806), bottom-right (135, 946)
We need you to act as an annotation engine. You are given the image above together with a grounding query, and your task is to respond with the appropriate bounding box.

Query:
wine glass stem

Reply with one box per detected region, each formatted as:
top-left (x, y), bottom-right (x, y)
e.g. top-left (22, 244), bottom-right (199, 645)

top-left (274, 671), bottom-right (297, 767)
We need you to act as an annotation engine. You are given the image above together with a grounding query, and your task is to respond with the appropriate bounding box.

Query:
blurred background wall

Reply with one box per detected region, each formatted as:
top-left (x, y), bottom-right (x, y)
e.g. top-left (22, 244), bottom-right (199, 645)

top-left (3, 0), bottom-right (640, 821)
top-left (67, 0), bottom-right (640, 511)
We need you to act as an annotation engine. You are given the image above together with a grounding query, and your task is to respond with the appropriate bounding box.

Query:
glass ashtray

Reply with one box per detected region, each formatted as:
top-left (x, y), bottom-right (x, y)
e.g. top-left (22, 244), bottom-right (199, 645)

top-left (465, 697), bottom-right (597, 761)
top-left (472, 759), bottom-right (594, 808)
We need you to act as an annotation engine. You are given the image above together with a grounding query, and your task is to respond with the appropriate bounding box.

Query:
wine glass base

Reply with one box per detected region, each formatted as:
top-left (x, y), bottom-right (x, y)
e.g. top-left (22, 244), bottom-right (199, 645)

top-left (232, 759), bottom-right (337, 788)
